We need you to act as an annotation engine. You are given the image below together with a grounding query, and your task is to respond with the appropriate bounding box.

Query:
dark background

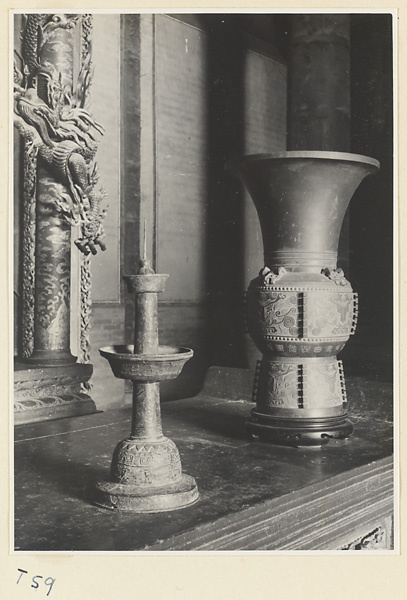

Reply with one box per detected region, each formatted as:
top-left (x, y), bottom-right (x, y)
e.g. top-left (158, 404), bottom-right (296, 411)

top-left (14, 14), bottom-right (394, 408)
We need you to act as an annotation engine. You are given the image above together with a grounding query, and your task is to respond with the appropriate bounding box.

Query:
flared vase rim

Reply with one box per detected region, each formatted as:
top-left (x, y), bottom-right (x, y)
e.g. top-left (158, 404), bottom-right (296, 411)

top-left (226, 150), bottom-right (380, 171)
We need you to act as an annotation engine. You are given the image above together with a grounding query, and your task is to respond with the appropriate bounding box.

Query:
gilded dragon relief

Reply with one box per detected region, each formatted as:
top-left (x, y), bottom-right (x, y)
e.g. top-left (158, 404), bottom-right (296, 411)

top-left (14, 14), bottom-right (107, 361)
top-left (14, 14), bottom-right (107, 254)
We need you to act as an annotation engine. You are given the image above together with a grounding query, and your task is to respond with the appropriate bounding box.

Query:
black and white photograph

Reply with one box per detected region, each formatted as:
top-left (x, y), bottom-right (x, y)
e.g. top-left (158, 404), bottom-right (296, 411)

top-left (11, 9), bottom-right (396, 560)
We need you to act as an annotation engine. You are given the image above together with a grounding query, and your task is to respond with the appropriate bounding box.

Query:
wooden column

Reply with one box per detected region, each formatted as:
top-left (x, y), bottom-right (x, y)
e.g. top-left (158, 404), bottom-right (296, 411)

top-left (287, 14), bottom-right (351, 151)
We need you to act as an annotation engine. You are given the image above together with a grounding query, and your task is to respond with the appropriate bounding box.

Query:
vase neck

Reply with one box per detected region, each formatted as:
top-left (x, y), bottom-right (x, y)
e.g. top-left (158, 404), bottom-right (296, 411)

top-left (266, 250), bottom-right (337, 271)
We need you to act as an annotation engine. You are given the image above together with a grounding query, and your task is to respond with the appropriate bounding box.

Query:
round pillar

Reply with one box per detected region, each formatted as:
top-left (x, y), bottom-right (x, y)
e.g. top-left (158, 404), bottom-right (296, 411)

top-left (24, 20), bottom-right (77, 366)
top-left (28, 170), bottom-right (76, 364)
top-left (287, 14), bottom-right (351, 151)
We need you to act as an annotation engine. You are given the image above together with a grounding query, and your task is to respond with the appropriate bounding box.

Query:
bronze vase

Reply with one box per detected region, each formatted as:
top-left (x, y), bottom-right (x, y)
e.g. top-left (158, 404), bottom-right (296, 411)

top-left (228, 151), bottom-right (379, 447)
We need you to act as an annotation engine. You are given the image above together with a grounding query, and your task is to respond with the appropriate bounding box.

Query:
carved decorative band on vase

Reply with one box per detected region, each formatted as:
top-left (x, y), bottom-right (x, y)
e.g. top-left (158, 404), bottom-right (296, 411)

top-left (253, 357), bottom-right (345, 412)
top-left (228, 151), bottom-right (379, 446)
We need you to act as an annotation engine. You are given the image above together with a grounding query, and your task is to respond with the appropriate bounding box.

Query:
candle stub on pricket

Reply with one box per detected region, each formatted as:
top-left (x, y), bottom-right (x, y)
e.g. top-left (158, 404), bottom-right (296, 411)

top-left (122, 259), bottom-right (167, 356)
top-left (95, 248), bottom-right (198, 512)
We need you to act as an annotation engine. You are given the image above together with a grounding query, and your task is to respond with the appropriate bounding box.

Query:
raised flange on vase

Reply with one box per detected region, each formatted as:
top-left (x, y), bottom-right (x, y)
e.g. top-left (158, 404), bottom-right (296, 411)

top-left (228, 151), bottom-right (379, 447)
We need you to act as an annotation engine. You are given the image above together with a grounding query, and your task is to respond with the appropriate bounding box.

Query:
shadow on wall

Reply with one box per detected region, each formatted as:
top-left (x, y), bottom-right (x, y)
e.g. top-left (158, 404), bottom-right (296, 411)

top-left (344, 13), bottom-right (393, 381)
top-left (205, 15), bottom-right (247, 370)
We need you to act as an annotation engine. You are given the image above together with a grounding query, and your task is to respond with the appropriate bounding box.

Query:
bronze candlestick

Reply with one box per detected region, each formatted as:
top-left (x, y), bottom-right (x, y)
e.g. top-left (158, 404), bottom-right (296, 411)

top-left (94, 254), bottom-right (199, 512)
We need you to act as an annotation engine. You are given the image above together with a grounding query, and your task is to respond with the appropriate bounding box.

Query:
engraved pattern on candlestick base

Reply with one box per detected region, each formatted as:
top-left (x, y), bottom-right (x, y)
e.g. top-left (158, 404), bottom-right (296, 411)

top-left (110, 436), bottom-right (183, 487)
top-left (94, 474), bottom-right (199, 513)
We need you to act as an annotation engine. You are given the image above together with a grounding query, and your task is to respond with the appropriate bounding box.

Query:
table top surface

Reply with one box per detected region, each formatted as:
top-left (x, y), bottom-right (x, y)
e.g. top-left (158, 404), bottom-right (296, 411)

top-left (14, 369), bottom-right (394, 552)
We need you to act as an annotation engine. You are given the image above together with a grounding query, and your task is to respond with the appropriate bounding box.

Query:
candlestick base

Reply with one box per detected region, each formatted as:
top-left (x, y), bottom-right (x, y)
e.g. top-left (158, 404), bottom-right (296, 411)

top-left (94, 474), bottom-right (199, 512)
top-left (93, 435), bottom-right (199, 512)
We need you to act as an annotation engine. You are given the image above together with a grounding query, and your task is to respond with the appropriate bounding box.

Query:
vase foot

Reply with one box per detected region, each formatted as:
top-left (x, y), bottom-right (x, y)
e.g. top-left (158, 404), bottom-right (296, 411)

top-left (247, 413), bottom-right (354, 447)
top-left (93, 474), bottom-right (199, 513)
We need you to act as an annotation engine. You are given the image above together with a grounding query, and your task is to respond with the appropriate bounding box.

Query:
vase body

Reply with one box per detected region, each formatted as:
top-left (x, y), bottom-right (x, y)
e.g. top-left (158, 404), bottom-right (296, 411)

top-left (230, 151), bottom-right (379, 446)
